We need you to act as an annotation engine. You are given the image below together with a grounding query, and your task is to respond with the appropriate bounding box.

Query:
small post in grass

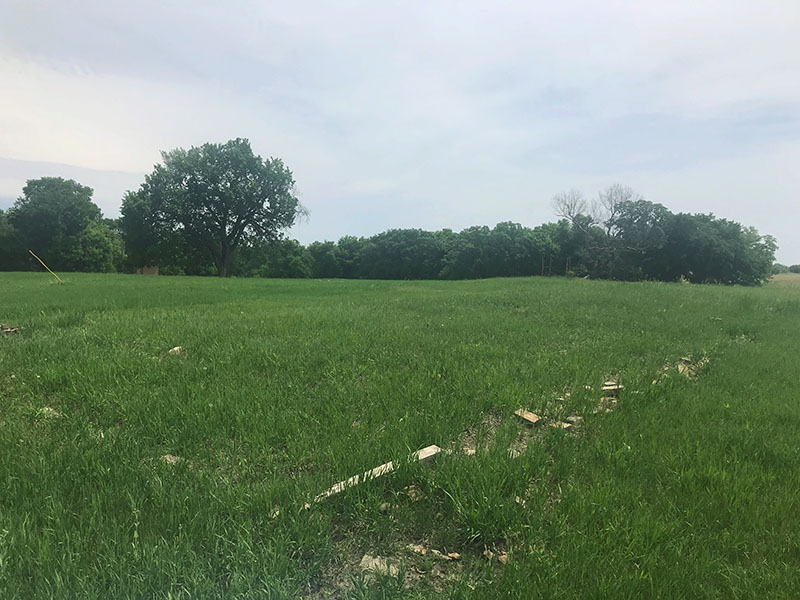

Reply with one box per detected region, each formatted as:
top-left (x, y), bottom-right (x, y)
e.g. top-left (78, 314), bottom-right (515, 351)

top-left (29, 250), bottom-right (64, 284)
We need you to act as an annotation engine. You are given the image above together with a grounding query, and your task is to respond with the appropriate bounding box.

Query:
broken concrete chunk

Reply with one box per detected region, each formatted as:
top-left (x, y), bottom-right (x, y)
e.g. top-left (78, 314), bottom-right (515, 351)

top-left (601, 383), bottom-right (623, 395)
top-left (514, 408), bottom-right (541, 425)
top-left (678, 355), bottom-right (709, 378)
top-left (565, 415), bottom-right (583, 425)
top-left (407, 543), bottom-right (427, 556)
top-left (161, 454), bottom-right (180, 465)
top-left (38, 406), bottom-right (62, 419)
top-left (1, 323), bottom-right (20, 335)
top-left (413, 444), bottom-right (442, 463)
top-left (594, 397), bottom-right (618, 414)
top-left (360, 554), bottom-right (399, 578)
top-left (549, 421), bottom-right (572, 429)
top-left (404, 484), bottom-right (425, 502)
top-left (167, 346), bottom-right (183, 355)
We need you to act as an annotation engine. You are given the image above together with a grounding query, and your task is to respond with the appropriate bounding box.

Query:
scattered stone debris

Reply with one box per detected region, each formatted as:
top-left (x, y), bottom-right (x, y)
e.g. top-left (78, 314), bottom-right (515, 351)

top-left (482, 548), bottom-right (509, 564)
top-left (514, 408), bottom-right (541, 426)
top-left (1, 323), bottom-right (19, 335)
top-left (601, 380), bottom-right (623, 395)
top-left (360, 554), bottom-right (400, 578)
top-left (594, 397), bottom-right (618, 414)
top-left (404, 484), bottom-right (425, 502)
top-left (38, 406), bottom-right (62, 419)
top-left (406, 544), bottom-right (461, 562)
top-left (565, 415), bottom-right (583, 425)
top-left (167, 346), bottom-right (183, 356)
top-left (549, 421), bottom-right (572, 429)
top-left (161, 454), bottom-right (181, 465)
top-left (554, 390), bottom-right (572, 402)
top-left (653, 355), bottom-right (710, 383)
top-left (677, 355), bottom-right (709, 378)
top-left (507, 447), bottom-right (523, 459)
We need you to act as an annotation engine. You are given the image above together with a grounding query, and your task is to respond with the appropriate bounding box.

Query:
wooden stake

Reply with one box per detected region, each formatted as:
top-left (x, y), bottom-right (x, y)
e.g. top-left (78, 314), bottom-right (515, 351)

top-left (29, 250), bottom-right (64, 284)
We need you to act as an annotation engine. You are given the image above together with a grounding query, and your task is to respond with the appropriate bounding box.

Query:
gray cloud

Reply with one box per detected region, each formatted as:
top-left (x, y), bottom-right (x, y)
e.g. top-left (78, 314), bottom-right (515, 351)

top-left (1, 0), bottom-right (798, 262)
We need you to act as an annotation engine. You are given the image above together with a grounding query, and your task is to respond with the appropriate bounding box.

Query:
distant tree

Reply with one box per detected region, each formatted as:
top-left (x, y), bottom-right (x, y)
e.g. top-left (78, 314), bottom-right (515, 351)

top-left (482, 222), bottom-right (540, 277)
top-left (552, 189), bottom-right (590, 226)
top-left (440, 226), bottom-right (491, 279)
top-left (261, 239), bottom-right (311, 278)
top-left (307, 241), bottom-right (341, 278)
top-left (125, 138), bottom-right (303, 277)
top-left (596, 185), bottom-right (643, 234)
top-left (608, 199), bottom-right (670, 280)
top-left (62, 221), bottom-right (125, 273)
top-left (772, 263), bottom-right (789, 274)
top-left (359, 229), bottom-right (447, 279)
top-left (8, 177), bottom-right (103, 270)
top-left (336, 236), bottom-right (372, 278)
top-left (120, 191), bottom-right (160, 269)
top-left (656, 214), bottom-right (775, 285)
top-left (231, 239), bottom-right (311, 278)
top-left (789, 265), bottom-right (800, 274)
top-left (0, 209), bottom-right (25, 270)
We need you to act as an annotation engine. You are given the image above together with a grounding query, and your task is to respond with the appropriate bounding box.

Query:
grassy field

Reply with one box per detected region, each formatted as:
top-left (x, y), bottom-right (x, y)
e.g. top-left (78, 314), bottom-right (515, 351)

top-left (1, 273), bottom-right (799, 599)
top-left (770, 272), bottom-right (800, 287)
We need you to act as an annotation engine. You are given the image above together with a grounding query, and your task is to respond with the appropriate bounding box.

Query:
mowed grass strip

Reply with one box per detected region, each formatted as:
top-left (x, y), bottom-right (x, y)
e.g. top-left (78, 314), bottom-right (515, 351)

top-left (1, 273), bottom-right (799, 598)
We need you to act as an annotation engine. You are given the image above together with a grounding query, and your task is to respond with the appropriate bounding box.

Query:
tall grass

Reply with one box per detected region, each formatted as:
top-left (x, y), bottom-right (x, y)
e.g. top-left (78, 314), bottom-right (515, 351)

top-left (1, 273), bottom-right (798, 598)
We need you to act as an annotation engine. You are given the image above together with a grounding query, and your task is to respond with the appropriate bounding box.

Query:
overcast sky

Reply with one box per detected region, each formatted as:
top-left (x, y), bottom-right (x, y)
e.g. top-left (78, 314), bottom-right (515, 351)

top-left (1, 0), bottom-right (798, 262)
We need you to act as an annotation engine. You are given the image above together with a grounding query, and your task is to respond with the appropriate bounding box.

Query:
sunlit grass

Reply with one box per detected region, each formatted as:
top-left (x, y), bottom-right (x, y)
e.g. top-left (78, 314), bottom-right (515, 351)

top-left (1, 273), bottom-right (798, 598)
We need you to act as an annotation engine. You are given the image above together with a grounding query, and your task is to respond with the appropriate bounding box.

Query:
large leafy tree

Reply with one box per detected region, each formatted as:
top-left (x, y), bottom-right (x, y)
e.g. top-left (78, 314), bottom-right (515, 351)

top-left (9, 177), bottom-right (102, 269)
top-left (124, 138), bottom-right (302, 277)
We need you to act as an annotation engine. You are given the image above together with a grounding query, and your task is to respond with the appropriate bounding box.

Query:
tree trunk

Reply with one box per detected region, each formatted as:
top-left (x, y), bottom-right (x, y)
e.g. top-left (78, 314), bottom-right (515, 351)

top-left (215, 247), bottom-right (234, 277)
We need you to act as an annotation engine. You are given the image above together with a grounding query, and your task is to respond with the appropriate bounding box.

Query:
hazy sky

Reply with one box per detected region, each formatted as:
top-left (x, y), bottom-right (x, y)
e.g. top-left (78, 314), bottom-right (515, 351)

top-left (2, 1), bottom-right (798, 262)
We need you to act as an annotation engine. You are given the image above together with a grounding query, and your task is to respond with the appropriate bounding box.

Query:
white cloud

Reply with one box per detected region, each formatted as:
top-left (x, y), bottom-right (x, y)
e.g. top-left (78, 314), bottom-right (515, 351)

top-left (1, 0), bottom-right (798, 261)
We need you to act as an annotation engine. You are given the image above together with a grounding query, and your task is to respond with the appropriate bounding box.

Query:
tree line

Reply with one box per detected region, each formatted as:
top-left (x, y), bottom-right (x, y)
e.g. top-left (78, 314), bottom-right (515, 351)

top-left (0, 139), bottom-right (783, 285)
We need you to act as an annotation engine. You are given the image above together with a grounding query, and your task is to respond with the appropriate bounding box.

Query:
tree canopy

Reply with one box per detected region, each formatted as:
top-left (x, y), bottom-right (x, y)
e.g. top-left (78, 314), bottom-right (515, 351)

top-left (122, 138), bottom-right (302, 277)
top-left (0, 171), bottom-right (782, 286)
top-left (2, 177), bottom-right (121, 272)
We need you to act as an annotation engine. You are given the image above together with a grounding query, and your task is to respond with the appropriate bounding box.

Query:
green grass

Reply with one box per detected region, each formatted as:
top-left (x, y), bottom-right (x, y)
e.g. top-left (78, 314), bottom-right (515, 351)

top-left (1, 273), bottom-right (799, 598)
